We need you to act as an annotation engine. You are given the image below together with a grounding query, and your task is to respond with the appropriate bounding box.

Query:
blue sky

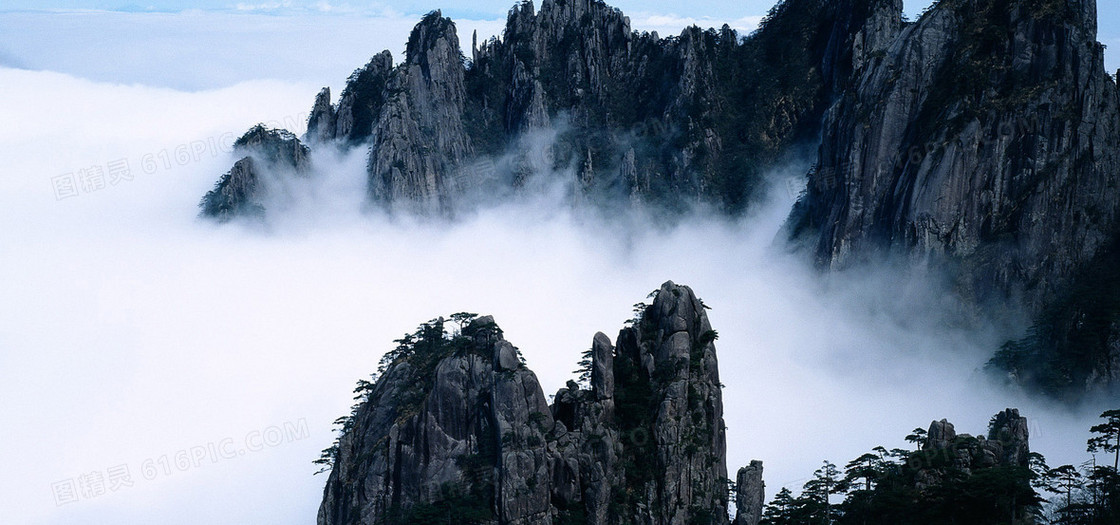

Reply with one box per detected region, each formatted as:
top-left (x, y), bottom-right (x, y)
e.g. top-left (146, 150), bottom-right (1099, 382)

top-left (0, 0), bottom-right (777, 19)
top-left (1, 0), bottom-right (1117, 23)
top-left (1, 0), bottom-right (1116, 77)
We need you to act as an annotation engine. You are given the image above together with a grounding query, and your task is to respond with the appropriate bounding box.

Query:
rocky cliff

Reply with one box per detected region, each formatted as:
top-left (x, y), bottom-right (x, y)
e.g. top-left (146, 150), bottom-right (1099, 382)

top-left (203, 0), bottom-right (899, 218)
top-left (733, 460), bottom-right (765, 525)
top-left (198, 125), bottom-right (310, 221)
top-left (919, 408), bottom-right (1031, 481)
top-left (317, 281), bottom-right (742, 525)
top-left (197, 0), bottom-right (1120, 395)
top-left (790, 0), bottom-right (1120, 306)
top-left (785, 0), bottom-right (1120, 394)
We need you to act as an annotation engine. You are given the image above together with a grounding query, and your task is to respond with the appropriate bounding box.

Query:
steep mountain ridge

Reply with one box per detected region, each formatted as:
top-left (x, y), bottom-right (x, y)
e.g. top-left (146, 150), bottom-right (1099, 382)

top-left (201, 0), bottom-right (895, 218)
top-left (197, 0), bottom-right (1120, 395)
top-left (316, 281), bottom-right (736, 525)
top-left (198, 125), bottom-right (310, 221)
top-left (787, 0), bottom-right (1120, 394)
top-left (790, 0), bottom-right (1119, 307)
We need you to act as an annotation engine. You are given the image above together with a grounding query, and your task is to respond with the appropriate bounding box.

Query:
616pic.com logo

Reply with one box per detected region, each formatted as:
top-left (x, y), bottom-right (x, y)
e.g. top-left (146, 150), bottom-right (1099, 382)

top-left (50, 419), bottom-right (309, 507)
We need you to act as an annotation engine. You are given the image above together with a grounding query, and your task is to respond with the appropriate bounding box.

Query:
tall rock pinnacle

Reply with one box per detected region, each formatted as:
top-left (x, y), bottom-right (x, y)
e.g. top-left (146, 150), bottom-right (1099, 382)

top-left (317, 282), bottom-right (731, 524)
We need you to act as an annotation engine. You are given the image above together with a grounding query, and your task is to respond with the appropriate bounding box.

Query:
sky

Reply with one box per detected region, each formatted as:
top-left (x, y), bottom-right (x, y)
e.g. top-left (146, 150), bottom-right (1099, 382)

top-left (1, 1), bottom-right (1117, 524)
top-left (0, 1), bottom-right (1116, 89)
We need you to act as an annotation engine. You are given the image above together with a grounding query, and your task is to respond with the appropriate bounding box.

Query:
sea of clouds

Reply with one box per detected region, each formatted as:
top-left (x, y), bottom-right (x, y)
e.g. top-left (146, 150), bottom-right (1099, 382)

top-left (0, 5), bottom-right (1115, 524)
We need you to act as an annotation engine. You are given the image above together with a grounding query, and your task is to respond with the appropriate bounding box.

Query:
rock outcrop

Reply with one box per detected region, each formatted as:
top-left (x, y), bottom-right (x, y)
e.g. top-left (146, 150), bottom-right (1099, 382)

top-left (316, 315), bottom-right (551, 525)
top-left (914, 408), bottom-right (1031, 490)
top-left (305, 87), bottom-right (336, 145)
top-left (198, 125), bottom-right (310, 221)
top-left (791, 0), bottom-right (1120, 307)
top-left (367, 12), bottom-right (473, 213)
top-left (733, 460), bottom-right (765, 525)
top-left (204, 0), bottom-right (896, 217)
top-left (332, 51), bottom-right (394, 146)
top-left (797, 408), bottom-right (1040, 522)
top-left (196, 0), bottom-right (1120, 397)
top-left (317, 281), bottom-right (734, 525)
top-left (786, 0), bottom-right (1120, 394)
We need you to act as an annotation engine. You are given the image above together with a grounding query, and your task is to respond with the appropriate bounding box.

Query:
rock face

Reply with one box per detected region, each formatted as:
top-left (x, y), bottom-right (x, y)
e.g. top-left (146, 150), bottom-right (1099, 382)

top-left (198, 125), bottom-right (310, 221)
top-left (914, 408), bottom-right (1030, 489)
top-left (787, 0), bottom-right (1120, 394)
top-left (788, 0), bottom-right (1119, 308)
top-left (317, 281), bottom-right (732, 525)
top-left (316, 315), bottom-right (552, 525)
top-left (204, 0), bottom-right (896, 217)
top-left (305, 87), bottom-right (336, 144)
top-left (332, 51), bottom-right (394, 146)
top-left (367, 12), bottom-right (473, 213)
top-left (458, 0), bottom-right (895, 210)
top-left (197, 0), bottom-right (1119, 396)
top-left (733, 460), bottom-right (765, 525)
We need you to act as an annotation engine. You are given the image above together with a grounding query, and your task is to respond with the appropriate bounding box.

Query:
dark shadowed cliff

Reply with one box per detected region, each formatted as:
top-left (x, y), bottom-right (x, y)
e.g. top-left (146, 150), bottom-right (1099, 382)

top-left (786, 0), bottom-right (1120, 395)
top-left (199, 0), bottom-right (1120, 396)
top-left (316, 282), bottom-right (736, 525)
top-left (204, 0), bottom-right (898, 218)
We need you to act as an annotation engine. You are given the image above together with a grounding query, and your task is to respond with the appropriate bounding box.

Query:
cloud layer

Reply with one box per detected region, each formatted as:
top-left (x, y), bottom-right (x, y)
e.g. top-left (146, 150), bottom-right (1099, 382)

top-left (1, 6), bottom-right (1116, 523)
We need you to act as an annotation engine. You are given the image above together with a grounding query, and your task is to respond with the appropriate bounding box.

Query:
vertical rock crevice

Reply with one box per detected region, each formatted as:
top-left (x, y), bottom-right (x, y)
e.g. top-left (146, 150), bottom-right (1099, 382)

top-left (317, 282), bottom-right (733, 525)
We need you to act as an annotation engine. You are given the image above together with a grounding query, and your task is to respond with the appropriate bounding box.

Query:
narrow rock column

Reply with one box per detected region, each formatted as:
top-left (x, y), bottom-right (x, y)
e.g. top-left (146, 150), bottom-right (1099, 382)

top-left (733, 460), bottom-right (765, 525)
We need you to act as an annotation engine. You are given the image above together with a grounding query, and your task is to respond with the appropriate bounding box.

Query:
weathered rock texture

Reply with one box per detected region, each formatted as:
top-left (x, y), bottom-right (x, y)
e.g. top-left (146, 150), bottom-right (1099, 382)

top-left (829, 408), bottom-right (1038, 522)
top-left (205, 0), bottom-right (897, 217)
top-left (317, 281), bottom-right (734, 525)
top-left (915, 408), bottom-right (1031, 490)
top-left (197, 0), bottom-right (1120, 396)
top-left (792, 0), bottom-right (1119, 304)
top-left (733, 460), bottom-right (765, 525)
top-left (787, 0), bottom-right (1120, 394)
top-left (198, 125), bottom-right (310, 221)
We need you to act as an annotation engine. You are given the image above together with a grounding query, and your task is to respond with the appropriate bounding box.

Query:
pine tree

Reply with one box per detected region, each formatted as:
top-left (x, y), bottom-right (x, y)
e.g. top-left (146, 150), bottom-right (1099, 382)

top-left (1088, 409), bottom-right (1120, 470)
top-left (904, 427), bottom-right (927, 450)
top-left (801, 460), bottom-right (842, 524)
top-left (449, 312), bottom-right (479, 335)
top-left (1045, 464), bottom-right (1084, 520)
top-left (760, 487), bottom-right (798, 525)
top-left (573, 346), bottom-right (594, 388)
top-left (843, 452), bottom-right (885, 493)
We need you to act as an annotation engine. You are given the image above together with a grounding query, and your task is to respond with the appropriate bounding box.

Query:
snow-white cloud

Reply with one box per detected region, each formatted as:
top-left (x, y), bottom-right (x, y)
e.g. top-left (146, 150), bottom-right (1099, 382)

top-left (0, 6), bottom-right (1114, 524)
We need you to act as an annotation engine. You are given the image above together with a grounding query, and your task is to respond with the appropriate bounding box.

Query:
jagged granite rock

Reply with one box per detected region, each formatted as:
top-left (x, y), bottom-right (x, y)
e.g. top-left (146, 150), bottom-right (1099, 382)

top-left (462, 0), bottom-right (890, 210)
top-left (204, 0), bottom-right (902, 215)
top-left (733, 460), bottom-right (764, 525)
top-left (826, 408), bottom-right (1041, 521)
top-left (305, 87), bottom-right (335, 144)
top-left (198, 157), bottom-right (263, 220)
top-left (786, 0), bottom-right (1120, 393)
top-left (317, 316), bottom-right (553, 525)
top-left (318, 281), bottom-right (730, 525)
top-left (332, 51), bottom-right (394, 146)
top-left (789, 0), bottom-right (1120, 307)
top-left (198, 125), bottom-right (310, 221)
top-left (222, 0), bottom-right (891, 216)
top-left (367, 12), bottom-right (473, 213)
top-left (615, 281), bottom-right (728, 524)
top-left (915, 408), bottom-right (1030, 489)
top-left (987, 407), bottom-right (1031, 468)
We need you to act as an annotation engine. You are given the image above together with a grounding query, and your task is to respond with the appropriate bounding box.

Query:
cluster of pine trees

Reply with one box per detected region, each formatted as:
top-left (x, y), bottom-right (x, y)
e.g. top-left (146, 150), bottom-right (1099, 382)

top-left (314, 314), bottom-right (507, 474)
top-left (758, 410), bottom-right (1120, 524)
